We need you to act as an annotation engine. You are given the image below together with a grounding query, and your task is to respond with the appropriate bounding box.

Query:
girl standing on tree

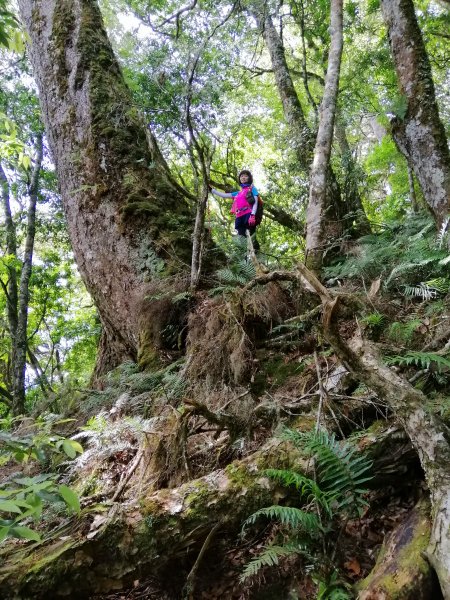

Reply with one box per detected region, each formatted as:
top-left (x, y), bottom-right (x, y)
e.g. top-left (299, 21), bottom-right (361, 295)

top-left (209, 170), bottom-right (261, 251)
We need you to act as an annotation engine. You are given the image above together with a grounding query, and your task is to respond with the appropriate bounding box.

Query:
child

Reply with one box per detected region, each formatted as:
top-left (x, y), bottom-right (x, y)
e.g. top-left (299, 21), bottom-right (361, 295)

top-left (209, 170), bottom-right (260, 251)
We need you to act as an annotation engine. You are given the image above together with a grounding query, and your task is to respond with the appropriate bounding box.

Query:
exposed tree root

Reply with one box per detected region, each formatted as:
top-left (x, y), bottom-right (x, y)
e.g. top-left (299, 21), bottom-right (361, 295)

top-left (239, 264), bottom-right (450, 597)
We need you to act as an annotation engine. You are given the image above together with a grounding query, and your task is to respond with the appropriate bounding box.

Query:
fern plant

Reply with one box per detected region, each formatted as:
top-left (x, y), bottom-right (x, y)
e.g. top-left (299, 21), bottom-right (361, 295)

top-left (241, 429), bottom-right (372, 595)
top-left (386, 319), bottom-right (422, 344)
top-left (212, 236), bottom-right (256, 291)
top-left (323, 215), bottom-right (450, 297)
top-left (386, 351), bottom-right (450, 372)
top-left (215, 260), bottom-right (256, 287)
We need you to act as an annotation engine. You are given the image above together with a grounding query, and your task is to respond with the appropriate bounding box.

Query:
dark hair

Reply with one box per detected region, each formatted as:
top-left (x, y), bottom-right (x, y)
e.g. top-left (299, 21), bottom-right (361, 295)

top-left (238, 170), bottom-right (253, 185)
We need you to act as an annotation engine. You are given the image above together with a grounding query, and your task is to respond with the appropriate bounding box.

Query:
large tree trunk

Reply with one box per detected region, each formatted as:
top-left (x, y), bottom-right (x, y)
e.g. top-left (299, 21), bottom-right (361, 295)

top-left (305, 0), bottom-right (344, 272)
top-left (250, 4), bottom-right (346, 267)
top-left (18, 0), bottom-right (194, 372)
top-left (381, 0), bottom-right (450, 227)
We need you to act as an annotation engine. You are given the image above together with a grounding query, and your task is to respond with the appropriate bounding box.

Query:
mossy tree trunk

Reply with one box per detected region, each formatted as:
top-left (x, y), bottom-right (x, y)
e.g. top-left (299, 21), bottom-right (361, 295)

top-left (18, 0), bottom-right (194, 374)
top-left (381, 0), bottom-right (450, 227)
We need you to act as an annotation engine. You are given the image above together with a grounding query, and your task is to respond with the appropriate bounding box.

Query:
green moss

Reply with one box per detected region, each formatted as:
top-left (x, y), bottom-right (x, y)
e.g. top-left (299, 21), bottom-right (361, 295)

top-left (225, 462), bottom-right (255, 489)
top-left (356, 500), bottom-right (432, 598)
top-left (252, 353), bottom-right (304, 395)
top-left (290, 415), bottom-right (317, 432)
top-left (120, 200), bottom-right (160, 217)
top-left (185, 481), bottom-right (211, 510)
top-left (50, 0), bottom-right (75, 94)
top-left (137, 341), bottom-right (161, 371)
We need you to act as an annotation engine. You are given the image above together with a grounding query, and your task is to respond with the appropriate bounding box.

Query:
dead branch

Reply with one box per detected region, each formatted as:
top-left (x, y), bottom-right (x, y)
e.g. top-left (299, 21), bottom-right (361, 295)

top-left (182, 521), bottom-right (221, 599)
top-left (184, 398), bottom-right (244, 432)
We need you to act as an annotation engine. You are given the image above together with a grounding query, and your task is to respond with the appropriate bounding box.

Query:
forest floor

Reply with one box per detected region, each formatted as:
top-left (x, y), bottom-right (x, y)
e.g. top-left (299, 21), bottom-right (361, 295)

top-left (1, 259), bottom-right (449, 599)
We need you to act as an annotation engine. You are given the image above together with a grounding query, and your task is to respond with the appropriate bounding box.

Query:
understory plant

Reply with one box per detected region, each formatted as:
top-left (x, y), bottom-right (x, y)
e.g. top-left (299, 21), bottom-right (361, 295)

top-left (0, 415), bottom-right (82, 542)
top-left (323, 215), bottom-right (450, 299)
top-left (241, 428), bottom-right (373, 598)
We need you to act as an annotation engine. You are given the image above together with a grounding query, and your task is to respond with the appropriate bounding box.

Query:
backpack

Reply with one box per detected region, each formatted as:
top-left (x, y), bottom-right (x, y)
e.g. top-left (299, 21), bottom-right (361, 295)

top-left (246, 189), bottom-right (264, 225)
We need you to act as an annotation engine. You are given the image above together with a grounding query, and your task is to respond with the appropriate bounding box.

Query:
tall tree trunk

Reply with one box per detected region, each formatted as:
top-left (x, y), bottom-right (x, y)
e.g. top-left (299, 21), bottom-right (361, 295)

top-left (10, 134), bottom-right (43, 415)
top-left (305, 0), bottom-right (344, 272)
top-left (250, 4), bottom-right (345, 270)
top-left (381, 0), bottom-right (450, 227)
top-left (0, 163), bottom-right (19, 372)
top-left (18, 0), bottom-right (194, 373)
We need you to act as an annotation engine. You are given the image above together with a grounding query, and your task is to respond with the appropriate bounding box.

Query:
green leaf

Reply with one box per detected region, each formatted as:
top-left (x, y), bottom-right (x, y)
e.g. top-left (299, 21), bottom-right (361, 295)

top-left (0, 500), bottom-right (23, 514)
top-left (13, 474), bottom-right (53, 486)
top-left (9, 526), bottom-right (41, 542)
top-left (58, 485), bottom-right (80, 514)
top-left (62, 439), bottom-right (78, 459)
top-left (0, 525), bottom-right (10, 543)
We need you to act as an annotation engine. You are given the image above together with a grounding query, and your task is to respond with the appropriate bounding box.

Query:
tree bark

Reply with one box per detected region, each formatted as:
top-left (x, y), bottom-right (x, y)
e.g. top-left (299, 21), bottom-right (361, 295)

top-left (305, 0), bottom-right (344, 272)
top-left (18, 0), bottom-right (194, 372)
top-left (381, 0), bottom-right (450, 227)
top-left (357, 499), bottom-right (436, 600)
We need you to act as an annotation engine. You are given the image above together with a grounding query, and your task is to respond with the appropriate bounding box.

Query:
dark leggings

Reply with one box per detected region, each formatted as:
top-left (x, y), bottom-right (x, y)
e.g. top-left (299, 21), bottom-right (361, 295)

top-left (235, 214), bottom-right (260, 251)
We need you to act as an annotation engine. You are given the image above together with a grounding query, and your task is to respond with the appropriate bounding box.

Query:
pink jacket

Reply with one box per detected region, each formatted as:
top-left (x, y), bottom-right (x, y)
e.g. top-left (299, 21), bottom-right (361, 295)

top-left (230, 187), bottom-right (253, 217)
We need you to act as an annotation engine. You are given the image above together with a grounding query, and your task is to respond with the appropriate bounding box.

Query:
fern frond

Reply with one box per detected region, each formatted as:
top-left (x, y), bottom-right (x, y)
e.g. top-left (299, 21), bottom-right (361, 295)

top-left (240, 544), bottom-right (297, 581)
top-left (387, 320), bottom-right (422, 343)
top-left (284, 429), bottom-right (372, 516)
top-left (263, 469), bottom-right (332, 516)
top-left (239, 260), bottom-right (257, 280)
top-left (386, 258), bottom-right (435, 285)
top-left (171, 291), bottom-right (193, 303)
top-left (386, 351), bottom-right (450, 372)
top-left (402, 283), bottom-right (438, 300)
top-left (437, 217), bottom-right (450, 248)
top-left (243, 505), bottom-right (322, 535)
top-left (207, 285), bottom-right (237, 296)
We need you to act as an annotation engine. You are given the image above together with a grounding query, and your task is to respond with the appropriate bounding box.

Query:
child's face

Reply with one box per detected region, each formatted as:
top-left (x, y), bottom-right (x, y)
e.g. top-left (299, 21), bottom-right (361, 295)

top-left (240, 173), bottom-right (250, 184)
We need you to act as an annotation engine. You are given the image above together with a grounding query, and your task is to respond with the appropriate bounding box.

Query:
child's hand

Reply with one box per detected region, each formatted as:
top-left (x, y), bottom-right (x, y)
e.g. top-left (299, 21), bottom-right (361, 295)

top-left (248, 215), bottom-right (256, 227)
